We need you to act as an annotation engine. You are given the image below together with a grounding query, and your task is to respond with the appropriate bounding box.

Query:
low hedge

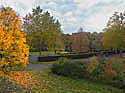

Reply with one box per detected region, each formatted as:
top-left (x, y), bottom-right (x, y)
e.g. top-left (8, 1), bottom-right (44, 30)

top-left (38, 52), bottom-right (98, 62)
top-left (29, 48), bottom-right (40, 52)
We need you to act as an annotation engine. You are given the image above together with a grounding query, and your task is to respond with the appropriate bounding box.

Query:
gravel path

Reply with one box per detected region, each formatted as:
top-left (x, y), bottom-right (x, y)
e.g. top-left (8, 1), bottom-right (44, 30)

top-left (18, 64), bottom-right (52, 70)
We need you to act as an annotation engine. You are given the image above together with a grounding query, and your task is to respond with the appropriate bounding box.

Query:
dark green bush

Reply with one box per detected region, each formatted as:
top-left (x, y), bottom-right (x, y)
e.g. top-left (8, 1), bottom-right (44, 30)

top-left (112, 62), bottom-right (125, 73)
top-left (91, 63), bottom-right (105, 80)
top-left (51, 57), bottom-right (70, 75)
top-left (51, 63), bottom-right (64, 75)
top-left (51, 58), bottom-right (87, 79)
top-left (112, 72), bottom-right (125, 89)
top-left (57, 57), bottom-right (69, 64)
top-left (111, 61), bottom-right (125, 88)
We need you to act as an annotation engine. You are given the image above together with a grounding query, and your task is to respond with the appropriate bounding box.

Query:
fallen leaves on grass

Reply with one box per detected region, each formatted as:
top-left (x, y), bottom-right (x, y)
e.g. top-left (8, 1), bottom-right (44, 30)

top-left (0, 71), bottom-right (41, 89)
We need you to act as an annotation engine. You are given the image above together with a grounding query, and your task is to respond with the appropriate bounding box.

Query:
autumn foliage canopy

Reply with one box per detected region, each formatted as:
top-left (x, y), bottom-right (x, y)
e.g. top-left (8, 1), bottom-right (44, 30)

top-left (0, 7), bottom-right (29, 70)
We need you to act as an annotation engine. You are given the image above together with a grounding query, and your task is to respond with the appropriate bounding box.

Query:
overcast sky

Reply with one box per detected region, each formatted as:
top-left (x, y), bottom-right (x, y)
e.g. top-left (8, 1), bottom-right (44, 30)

top-left (0, 0), bottom-right (125, 33)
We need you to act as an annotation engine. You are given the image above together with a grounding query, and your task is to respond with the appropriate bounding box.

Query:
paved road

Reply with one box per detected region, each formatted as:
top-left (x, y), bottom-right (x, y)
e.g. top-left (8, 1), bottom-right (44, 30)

top-left (18, 64), bottom-right (52, 70)
top-left (28, 56), bottom-right (39, 62)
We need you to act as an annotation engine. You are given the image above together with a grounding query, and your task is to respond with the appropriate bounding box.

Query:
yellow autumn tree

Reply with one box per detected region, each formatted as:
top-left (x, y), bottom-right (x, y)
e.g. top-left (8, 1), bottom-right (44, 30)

top-left (0, 7), bottom-right (29, 71)
top-left (102, 12), bottom-right (125, 50)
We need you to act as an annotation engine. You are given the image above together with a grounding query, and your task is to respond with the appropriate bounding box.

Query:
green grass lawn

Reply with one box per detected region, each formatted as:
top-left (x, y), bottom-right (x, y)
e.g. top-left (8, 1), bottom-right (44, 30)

top-left (30, 61), bottom-right (56, 64)
top-left (30, 51), bottom-right (69, 56)
top-left (30, 51), bottom-right (56, 56)
top-left (32, 69), bottom-right (125, 93)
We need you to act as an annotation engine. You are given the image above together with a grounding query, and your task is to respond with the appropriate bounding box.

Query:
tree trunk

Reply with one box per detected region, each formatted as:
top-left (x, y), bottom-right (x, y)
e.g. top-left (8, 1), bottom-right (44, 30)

top-left (39, 48), bottom-right (41, 56)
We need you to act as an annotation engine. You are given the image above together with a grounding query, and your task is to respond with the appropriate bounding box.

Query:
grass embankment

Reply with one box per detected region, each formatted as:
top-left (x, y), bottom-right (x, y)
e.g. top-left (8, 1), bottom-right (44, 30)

top-left (0, 77), bottom-right (23, 93)
top-left (0, 70), bottom-right (40, 93)
top-left (32, 69), bottom-right (124, 93)
top-left (0, 69), bottom-right (124, 93)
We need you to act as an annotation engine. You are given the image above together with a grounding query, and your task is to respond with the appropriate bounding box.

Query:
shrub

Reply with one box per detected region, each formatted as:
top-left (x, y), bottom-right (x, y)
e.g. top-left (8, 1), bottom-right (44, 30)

top-left (51, 57), bottom-right (69, 75)
top-left (103, 57), bottom-right (125, 88)
top-left (51, 59), bottom-right (87, 79)
top-left (90, 62), bottom-right (105, 81)
top-left (57, 57), bottom-right (69, 64)
top-left (112, 61), bottom-right (125, 73)
top-left (112, 72), bottom-right (125, 88)
top-left (51, 56), bottom-right (125, 89)
top-left (104, 58), bottom-right (117, 78)
top-left (51, 63), bottom-right (64, 75)
top-left (86, 56), bottom-right (99, 74)
top-left (111, 60), bottom-right (125, 88)
top-left (62, 62), bottom-right (87, 78)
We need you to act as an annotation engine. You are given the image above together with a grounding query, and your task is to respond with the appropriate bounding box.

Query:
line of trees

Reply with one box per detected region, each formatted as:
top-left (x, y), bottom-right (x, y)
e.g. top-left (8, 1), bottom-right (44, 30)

top-left (23, 6), bottom-right (104, 53)
top-left (23, 6), bottom-right (125, 53)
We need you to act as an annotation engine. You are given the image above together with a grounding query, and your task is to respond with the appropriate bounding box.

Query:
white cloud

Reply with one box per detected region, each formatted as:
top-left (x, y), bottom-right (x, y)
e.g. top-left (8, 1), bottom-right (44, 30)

top-left (74, 0), bottom-right (113, 9)
top-left (82, 2), bottom-right (125, 32)
top-left (64, 11), bottom-right (73, 17)
top-left (55, 12), bottom-right (63, 17)
top-left (68, 16), bottom-right (77, 22)
top-left (0, 0), bottom-right (35, 17)
top-left (1, 0), bottom-right (125, 33)
top-left (83, 13), bottom-right (110, 31)
top-left (63, 11), bottom-right (77, 23)
top-left (74, 0), bottom-right (113, 3)
top-left (48, 1), bottom-right (57, 7)
top-left (60, 4), bottom-right (67, 8)
top-left (16, 0), bottom-right (34, 8)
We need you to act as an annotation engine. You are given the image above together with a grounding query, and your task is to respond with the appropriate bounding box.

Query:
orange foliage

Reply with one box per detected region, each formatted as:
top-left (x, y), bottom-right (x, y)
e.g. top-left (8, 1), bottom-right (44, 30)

top-left (9, 71), bottom-right (40, 88)
top-left (104, 58), bottom-right (117, 77)
top-left (0, 71), bottom-right (40, 89)
top-left (72, 32), bottom-right (89, 52)
top-left (0, 7), bottom-right (29, 69)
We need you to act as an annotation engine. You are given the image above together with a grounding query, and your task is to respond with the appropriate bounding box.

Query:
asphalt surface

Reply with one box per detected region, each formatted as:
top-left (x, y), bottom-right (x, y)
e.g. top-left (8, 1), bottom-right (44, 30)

top-left (18, 64), bottom-right (52, 70)
top-left (28, 56), bottom-right (39, 62)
